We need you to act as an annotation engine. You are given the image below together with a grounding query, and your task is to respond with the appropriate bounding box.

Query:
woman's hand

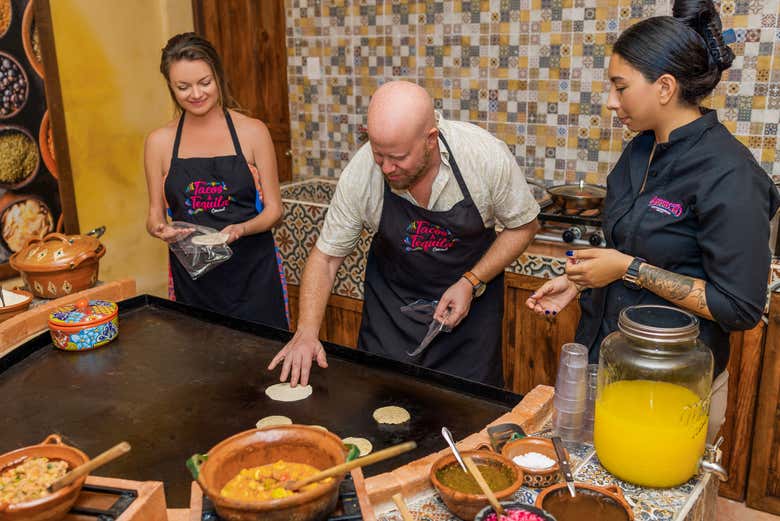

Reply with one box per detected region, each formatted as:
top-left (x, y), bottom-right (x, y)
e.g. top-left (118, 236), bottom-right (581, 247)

top-left (565, 248), bottom-right (633, 289)
top-left (152, 223), bottom-right (193, 244)
top-left (526, 275), bottom-right (579, 316)
top-left (221, 223), bottom-right (247, 244)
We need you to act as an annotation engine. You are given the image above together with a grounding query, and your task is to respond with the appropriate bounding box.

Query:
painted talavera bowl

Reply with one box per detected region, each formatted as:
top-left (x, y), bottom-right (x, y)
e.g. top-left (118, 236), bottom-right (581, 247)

top-left (48, 298), bottom-right (118, 351)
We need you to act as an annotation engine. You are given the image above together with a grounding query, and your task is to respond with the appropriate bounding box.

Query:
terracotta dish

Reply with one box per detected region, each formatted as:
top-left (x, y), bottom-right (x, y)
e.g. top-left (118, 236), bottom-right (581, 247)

top-left (0, 434), bottom-right (89, 521)
top-left (38, 111), bottom-right (57, 179)
top-left (501, 437), bottom-right (563, 488)
top-left (0, 193), bottom-right (53, 253)
top-left (0, 125), bottom-right (40, 190)
top-left (474, 501), bottom-right (556, 521)
top-left (21, 0), bottom-right (44, 78)
top-left (535, 482), bottom-right (635, 521)
top-left (430, 450), bottom-right (523, 520)
top-left (0, 287), bottom-right (33, 323)
top-left (9, 233), bottom-right (105, 299)
top-left (193, 425), bottom-right (347, 521)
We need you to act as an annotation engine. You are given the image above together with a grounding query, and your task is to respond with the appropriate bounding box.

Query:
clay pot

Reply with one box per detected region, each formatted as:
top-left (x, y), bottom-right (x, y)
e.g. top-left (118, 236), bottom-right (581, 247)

top-left (21, 0), bottom-right (44, 78)
top-left (0, 288), bottom-right (33, 323)
top-left (0, 0), bottom-right (12, 39)
top-left (195, 425), bottom-right (347, 521)
top-left (501, 437), bottom-right (564, 489)
top-left (535, 482), bottom-right (635, 521)
top-left (38, 111), bottom-right (56, 179)
top-left (48, 298), bottom-right (119, 351)
top-left (10, 233), bottom-right (105, 299)
top-left (0, 434), bottom-right (89, 521)
top-left (429, 450), bottom-right (523, 520)
top-left (0, 53), bottom-right (29, 119)
top-left (475, 501), bottom-right (556, 521)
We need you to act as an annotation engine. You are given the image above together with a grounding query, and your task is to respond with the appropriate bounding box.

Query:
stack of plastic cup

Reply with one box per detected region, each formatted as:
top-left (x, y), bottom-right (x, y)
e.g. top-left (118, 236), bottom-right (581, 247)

top-left (581, 363), bottom-right (599, 443)
top-left (553, 343), bottom-right (588, 443)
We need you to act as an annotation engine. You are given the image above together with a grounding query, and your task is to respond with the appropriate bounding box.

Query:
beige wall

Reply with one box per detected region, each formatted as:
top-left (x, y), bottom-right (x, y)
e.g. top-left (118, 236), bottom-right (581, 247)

top-left (50, 0), bottom-right (193, 296)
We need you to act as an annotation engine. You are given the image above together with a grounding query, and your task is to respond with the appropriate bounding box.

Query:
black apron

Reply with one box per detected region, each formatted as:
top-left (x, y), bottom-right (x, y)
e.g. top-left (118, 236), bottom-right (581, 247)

top-left (357, 135), bottom-right (504, 386)
top-left (164, 110), bottom-right (288, 329)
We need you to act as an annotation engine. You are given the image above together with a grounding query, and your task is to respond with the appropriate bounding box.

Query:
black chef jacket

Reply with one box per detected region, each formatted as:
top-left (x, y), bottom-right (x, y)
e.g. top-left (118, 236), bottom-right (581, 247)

top-left (576, 109), bottom-right (780, 376)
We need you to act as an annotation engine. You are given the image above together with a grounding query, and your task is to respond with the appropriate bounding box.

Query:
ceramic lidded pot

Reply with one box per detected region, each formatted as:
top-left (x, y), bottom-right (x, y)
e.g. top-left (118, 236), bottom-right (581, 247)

top-left (9, 233), bottom-right (105, 298)
top-left (48, 299), bottom-right (118, 351)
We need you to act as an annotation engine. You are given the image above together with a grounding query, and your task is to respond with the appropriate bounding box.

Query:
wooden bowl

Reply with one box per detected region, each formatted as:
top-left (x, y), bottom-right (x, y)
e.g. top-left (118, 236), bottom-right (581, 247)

top-left (0, 288), bottom-right (33, 323)
top-left (21, 0), bottom-right (44, 78)
top-left (429, 450), bottom-right (523, 520)
top-left (501, 437), bottom-right (563, 488)
top-left (196, 425), bottom-right (347, 521)
top-left (0, 125), bottom-right (40, 190)
top-left (535, 482), bottom-right (635, 521)
top-left (475, 501), bottom-right (557, 521)
top-left (38, 111), bottom-right (56, 179)
top-left (0, 434), bottom-right (90, 521)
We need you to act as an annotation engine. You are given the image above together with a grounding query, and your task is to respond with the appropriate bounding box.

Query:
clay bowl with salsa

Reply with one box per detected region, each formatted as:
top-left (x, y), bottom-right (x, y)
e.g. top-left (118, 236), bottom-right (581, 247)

top-left (535, 482), bottom-right (634, 521)
top-left (475, 501), bottom-right (556, 521)
top-left (0, 434), bottom-right (89, 521)
top-left (430, 450), bottom-right (523, 520)
top-left (192, 425), bottom-right (348, 521)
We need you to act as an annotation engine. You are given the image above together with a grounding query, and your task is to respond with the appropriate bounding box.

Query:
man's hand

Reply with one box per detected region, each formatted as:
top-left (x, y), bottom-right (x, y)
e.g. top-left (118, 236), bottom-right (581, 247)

top-left (565, 248), bottom-right (633, 289)
top-left (526, 275), bottom-right (579, 316)
top-left (434, 277), bottom-right (474, 328)
top-left (267, 332), bottom-right (328, 387)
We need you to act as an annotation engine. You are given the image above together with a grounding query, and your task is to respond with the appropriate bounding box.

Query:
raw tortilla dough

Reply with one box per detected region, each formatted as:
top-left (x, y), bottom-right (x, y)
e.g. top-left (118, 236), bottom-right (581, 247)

top-left (256, 415), bottom-right (293, 428)
top-left (342, 437), bottom-right (373, 456)
top-left (373, 406), bottom-right (410, 425)
top-left (191, 232), bottom-right (229, 246)
top-left (265, 383), bottom-right (313, 402)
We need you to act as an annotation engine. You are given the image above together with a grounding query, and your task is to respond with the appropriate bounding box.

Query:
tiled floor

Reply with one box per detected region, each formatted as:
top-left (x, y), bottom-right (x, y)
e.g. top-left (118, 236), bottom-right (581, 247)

top-left (718, 498), bottom-right (780, 521)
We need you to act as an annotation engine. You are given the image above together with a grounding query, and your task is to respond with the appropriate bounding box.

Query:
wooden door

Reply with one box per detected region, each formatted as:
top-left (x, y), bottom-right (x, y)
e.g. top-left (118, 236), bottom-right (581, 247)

top-left (192, 0), bottom-right (292, 182)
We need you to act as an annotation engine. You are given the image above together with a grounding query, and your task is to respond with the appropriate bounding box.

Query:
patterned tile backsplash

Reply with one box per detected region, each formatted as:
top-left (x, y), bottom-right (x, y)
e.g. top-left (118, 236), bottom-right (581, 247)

top-left (285, 0), bottom-right (780, 185)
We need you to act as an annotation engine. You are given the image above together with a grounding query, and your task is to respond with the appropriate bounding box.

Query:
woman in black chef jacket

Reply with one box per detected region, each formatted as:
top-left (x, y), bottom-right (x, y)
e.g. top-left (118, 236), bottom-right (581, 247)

top-left (526, 0), bottom-right (780, 442)
top-left (144, 33), bottom-right (289, 328)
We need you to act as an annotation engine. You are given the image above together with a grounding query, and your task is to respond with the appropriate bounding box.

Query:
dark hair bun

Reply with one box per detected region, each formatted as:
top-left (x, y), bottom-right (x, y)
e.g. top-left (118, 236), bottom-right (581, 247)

top-left (673, 0), bottom-right (735, 71)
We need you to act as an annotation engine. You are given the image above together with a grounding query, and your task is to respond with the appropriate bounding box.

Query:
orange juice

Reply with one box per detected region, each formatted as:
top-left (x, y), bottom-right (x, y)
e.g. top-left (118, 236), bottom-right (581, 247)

top-left (594, 379), bottom-right (708, 487)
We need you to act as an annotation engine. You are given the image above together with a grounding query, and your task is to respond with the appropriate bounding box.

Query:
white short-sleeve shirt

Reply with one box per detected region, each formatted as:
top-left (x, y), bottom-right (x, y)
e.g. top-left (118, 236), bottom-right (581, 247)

top-left (316, 113), bottom-right (540, 258)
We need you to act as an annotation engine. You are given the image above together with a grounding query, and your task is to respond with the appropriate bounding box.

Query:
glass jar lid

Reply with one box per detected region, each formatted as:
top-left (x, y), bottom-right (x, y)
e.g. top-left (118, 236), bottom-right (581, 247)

top-left (618, 305), bottom-right (699, 344)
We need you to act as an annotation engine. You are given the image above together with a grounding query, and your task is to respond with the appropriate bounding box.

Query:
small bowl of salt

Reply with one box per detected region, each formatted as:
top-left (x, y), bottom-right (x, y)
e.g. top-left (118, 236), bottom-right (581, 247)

top-left (501, 437), bottom-right (563, 488)
top-left (0, 287), bottom-right (33, 323)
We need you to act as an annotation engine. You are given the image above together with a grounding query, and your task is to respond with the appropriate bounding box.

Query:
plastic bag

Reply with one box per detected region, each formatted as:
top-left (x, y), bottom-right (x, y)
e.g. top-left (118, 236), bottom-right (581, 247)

top-left (168, 221), bottom-right (232, 280)
top-left (400, 299), bottom-right (452, 332)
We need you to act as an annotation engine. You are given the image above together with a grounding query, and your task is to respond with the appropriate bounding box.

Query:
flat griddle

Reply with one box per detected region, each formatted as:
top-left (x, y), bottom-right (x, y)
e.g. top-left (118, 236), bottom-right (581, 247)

top-left (0, 295), bottom-right (522, 507)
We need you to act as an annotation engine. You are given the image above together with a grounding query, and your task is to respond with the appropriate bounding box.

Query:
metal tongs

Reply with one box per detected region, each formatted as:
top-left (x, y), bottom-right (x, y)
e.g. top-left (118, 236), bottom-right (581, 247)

top-left (407, 308), bottom-right (450, 357)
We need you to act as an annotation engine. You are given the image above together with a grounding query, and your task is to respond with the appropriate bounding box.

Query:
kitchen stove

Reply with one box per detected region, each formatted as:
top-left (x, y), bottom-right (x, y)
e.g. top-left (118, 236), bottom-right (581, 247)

top-left (537, 206), bottom-right (606, 247)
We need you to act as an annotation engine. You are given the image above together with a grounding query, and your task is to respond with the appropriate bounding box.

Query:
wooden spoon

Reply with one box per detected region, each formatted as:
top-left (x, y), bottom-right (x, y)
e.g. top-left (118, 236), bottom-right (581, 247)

top-left (463, 456), bottom-right (504, 517)
top-left (49, 442), bottom-right (131, 492)
top-left (392, 493), bottom-right (414, 521)
top-left (284, 441), bottom-right (416, 491)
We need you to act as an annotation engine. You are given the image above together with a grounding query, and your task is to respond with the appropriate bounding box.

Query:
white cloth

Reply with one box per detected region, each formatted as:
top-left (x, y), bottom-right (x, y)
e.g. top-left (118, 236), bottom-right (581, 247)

top-left (316, 113), bottom-right (540, 257)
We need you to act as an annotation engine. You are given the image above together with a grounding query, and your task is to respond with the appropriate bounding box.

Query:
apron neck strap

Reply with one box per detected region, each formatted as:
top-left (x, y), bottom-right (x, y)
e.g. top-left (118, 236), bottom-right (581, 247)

top-left (438, 132), bottom-right (471, 202)
top-left (171, 112), bottom-right (186, 160)
top-left (224, 109), bottom-right (244, 157)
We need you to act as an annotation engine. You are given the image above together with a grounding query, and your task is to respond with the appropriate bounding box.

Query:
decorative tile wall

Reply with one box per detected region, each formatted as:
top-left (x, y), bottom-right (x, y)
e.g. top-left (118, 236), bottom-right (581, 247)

top-left (285, 0), bottom-right (780, 184)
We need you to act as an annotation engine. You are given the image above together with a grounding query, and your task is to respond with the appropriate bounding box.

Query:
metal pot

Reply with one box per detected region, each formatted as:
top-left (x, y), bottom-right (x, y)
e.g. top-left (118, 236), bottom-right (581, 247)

top-left (548, 180), bottom-right (606, 212)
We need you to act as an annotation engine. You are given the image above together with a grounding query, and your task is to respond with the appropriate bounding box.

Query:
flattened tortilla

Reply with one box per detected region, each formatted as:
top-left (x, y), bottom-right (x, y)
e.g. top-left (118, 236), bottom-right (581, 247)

top-left (191, 232), bottom-right (229, 246)
top-left (373, 405), bottom-right (410, 425)
top-left (265, 383), bottom-right (313, 402)
top-left (256, 415), bottom-right (293, 428)
top-left (342, 437), bottom-right (373, 456)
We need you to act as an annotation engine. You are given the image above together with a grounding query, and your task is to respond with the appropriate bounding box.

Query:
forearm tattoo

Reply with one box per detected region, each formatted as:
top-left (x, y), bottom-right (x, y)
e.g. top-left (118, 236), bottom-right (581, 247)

top-left (638, 264), bottom-right (711, 316)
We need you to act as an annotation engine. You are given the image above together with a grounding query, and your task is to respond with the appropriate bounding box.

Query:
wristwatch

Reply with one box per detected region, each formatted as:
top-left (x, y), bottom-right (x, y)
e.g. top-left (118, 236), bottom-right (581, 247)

top-left (622, 257), bottom-right (646, 290)
top-left (463, 271), bottom-right (487, 298)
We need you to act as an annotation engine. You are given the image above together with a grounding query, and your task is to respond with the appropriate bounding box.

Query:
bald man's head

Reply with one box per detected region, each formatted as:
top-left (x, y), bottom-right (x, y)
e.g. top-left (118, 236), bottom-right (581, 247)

top-left (367, 81), bottom-right (436, 146)
top-left (366, 81), bottom-right (439, 190)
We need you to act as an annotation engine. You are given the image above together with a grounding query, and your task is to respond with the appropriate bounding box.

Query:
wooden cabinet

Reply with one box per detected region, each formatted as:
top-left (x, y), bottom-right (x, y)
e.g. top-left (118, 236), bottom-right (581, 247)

top-left (747, 292), bottom-right (780, 513)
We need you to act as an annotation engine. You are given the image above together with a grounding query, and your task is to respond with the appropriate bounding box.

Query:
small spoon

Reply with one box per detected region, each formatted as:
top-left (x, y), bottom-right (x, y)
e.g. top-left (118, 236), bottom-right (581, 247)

top-left (49, 442), bottom-right (131, 493)
top-left (441, 426), bottom-right (467, 472)
top-left (284, 441), bottom-right (416, 491)
top-left (463, 456), bottom-right (504, 517)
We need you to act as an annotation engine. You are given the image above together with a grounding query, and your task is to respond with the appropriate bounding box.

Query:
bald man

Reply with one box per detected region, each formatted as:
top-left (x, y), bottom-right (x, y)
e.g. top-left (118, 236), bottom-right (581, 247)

top-left (269, 81), bottom-right (540, 387)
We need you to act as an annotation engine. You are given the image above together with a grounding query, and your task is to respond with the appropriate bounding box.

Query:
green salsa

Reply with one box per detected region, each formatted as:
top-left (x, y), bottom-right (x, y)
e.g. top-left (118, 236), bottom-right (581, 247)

top-left (436, 461), bottom-right (514, 495)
